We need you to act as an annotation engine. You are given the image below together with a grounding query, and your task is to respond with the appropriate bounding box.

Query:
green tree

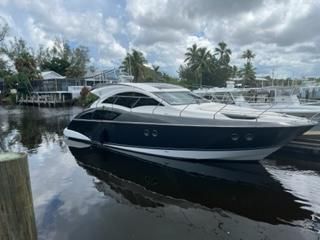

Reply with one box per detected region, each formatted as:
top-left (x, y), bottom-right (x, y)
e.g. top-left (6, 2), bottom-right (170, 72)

top-left (3, 38), bottom-right (40, 94)
top-left (0, 17), bottom-right (9, 44)
top-left (240, 49), bottom-right (256, 87)
top-left (121, 49), bottom-right (147, 82)
top-left (160, 72), bottom-right (179, 85)
top-left (152, 65), bottom-right (161, 81)
top-left (230, 65), bottom-right (240, 79)
top-left (152, 65), bottom-right (160, 73)
top-left (181, 42), bottom-right (235, 88)
top-left (215, 41), bottom-right (231, 65)
top-left (14, 51), bottom-right (39, 80)
top-left (6, 39), bottom-right (40, 80)
top-left (41, 57), bottom-right (70, 76)
top-left (184, 44), bottom-right (199, 65)
top-left (193, 47), bottom-right (211, 87)
top-left (38, 39), bottom-right (88, 78)
top-left (0, 19), bottom-right (10, 79)
top-left (240, 63), bottom-right (256, 87)
top-left (178, 65), bottom-right (197, 88)
top-left (65, 46), bottom-right (89, 78)
top-left (241, 49), bottom-right (255, 64)
top-left (184, 45), bottom-right (211, 87)
top-left (5, 73), bottom-right (32, 95)
top-left (214, 42), bottom-right (233, 84)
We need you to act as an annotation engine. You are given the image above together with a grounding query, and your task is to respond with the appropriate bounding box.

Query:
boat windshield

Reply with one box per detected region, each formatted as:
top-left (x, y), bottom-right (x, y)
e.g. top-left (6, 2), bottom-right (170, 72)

top-left (154, 91), bottom-right (209, 105)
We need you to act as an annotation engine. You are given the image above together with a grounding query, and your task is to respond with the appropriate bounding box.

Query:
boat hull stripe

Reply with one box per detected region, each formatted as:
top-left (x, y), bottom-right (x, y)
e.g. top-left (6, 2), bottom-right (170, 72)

top-left (103, 143), bottom-right (280, 161)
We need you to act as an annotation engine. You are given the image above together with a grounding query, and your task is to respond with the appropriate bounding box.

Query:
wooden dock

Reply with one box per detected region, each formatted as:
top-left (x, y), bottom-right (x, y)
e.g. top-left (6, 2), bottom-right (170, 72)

top-left (17, 91), bottom-right (72, 107)
top-left (274, 131), bottom-right (320, 160)
top-left (0, 153), bottom-right (37, 240)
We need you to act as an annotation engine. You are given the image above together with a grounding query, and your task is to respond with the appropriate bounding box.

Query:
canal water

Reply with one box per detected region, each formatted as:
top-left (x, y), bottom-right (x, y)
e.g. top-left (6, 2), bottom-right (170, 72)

top-left (0, 106), bottom-right (320, 240)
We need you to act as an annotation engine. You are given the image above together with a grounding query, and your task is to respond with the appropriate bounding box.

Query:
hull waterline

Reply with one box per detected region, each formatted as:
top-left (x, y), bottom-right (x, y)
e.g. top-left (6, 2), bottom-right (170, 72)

top-left (103, 143), bottom-right (280, 161)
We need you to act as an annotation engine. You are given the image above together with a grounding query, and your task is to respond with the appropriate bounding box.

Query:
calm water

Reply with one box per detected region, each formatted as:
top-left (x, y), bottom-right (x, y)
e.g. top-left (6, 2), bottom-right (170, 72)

top-left (0, 106), bottom-right (320, 240)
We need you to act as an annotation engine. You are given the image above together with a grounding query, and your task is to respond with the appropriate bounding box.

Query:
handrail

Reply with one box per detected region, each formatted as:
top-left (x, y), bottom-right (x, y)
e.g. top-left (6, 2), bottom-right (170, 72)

top-left (111, 96), bottom-right (118, 111)
top-left (130, 97), bottom-right (141, 111)
top-left (213, 103), bottom-right (228, 119)
top-left (202, 92), bottom-right (309, 105)
top-left (152, 98), bottom-right (165, 115)
top-left (256, 104), bottom-right (275, 122)
top-left (311, 112), bottom-right (320, 121)
top-left (179, 104), bottom-right (190, 117)
top-left (300, 98), bottom-right (320, 105)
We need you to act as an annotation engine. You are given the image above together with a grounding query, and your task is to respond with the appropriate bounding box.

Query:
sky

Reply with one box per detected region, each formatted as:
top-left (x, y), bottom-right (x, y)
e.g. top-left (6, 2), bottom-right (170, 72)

top-left (0, 0), bottom-right (320, 78)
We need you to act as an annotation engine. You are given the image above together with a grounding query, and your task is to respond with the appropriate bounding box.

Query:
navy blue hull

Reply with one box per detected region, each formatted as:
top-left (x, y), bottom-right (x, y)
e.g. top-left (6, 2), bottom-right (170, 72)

top-left (67, 119), bottom-right (311, 151)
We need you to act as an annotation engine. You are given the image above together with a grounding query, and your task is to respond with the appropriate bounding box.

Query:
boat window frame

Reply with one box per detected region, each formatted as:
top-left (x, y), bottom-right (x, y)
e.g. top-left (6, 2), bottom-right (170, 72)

top-left (153, 91), bottom-right (209, 105)
top-left (102, 91), bottom-right (163, 108)
top-left (77, 110), bottom-right (94, 120)
top-left (75, 108), bottom-right (120, 121)
top-left (92, 109), bottom-right (120, 120)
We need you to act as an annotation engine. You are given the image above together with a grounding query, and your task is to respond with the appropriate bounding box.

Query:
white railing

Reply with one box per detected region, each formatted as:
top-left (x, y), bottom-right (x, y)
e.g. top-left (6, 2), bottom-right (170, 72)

top-left (213, 104), bottom-right (228, 120)
top-left (100, 95), bottom-right (320, 123)
top-left (255, 104), bottom-right (275, 122)
top-left (311, 112), bottom-right (320, 121)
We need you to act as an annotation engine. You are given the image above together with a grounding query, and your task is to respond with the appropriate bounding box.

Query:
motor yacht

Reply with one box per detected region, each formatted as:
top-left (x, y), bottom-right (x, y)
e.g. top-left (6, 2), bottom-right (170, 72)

top-left (64, 83), bottom-right (316, 161)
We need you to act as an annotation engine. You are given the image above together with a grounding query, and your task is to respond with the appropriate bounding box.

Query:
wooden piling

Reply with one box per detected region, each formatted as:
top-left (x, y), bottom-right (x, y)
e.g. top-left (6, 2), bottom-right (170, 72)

top-left (0, 153), bottom-right (37, 240)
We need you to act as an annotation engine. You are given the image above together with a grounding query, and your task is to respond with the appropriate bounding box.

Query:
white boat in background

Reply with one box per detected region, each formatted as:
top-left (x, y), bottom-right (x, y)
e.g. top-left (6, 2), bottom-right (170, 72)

top-left (194, 87), bottom-right (320, 119)
top-left (298, 85), bottom-right (320, 105)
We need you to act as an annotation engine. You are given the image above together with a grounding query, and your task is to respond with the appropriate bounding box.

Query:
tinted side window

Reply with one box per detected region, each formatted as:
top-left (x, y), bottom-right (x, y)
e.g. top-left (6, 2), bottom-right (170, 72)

top-left (78, 112), bottom-right (93, 119)
top-left (114, 96), bottom-right (137, 108)
top-left (92, 110), bottom-right (119, 120)
top-left (103, 96), bottom-right (115, 104)
top-left (102, 92), bottom-right (144, 107)
top-left (102, 92), bottom-right (160, 108)
top-left (134, 98), bottom-right (162, 107)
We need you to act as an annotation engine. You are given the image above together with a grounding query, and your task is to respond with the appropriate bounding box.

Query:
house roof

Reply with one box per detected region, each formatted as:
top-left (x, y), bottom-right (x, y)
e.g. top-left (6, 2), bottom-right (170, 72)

top-left (41, 71), bottom-right (65, 80)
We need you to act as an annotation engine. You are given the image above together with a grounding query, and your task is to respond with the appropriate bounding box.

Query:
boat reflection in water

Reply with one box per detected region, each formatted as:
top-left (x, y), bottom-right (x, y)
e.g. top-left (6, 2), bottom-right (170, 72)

top-left (67, 139), bottom-right (312, 226)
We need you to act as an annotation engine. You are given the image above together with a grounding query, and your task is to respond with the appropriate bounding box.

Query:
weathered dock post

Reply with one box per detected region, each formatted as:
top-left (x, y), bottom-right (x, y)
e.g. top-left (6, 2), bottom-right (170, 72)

top-left (0, 153), bottom-right (37, 240)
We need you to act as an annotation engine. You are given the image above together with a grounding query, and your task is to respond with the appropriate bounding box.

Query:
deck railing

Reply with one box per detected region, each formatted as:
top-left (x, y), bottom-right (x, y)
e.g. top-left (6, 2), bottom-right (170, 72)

top-left (98, 94), bottom-right (320, 123)
top-left (200, 94), bottom-right (320, 121)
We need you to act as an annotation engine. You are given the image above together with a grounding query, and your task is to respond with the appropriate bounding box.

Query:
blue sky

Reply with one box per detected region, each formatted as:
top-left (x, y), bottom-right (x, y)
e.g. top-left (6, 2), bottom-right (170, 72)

top-left (1, 0), bottom-right (320, 78)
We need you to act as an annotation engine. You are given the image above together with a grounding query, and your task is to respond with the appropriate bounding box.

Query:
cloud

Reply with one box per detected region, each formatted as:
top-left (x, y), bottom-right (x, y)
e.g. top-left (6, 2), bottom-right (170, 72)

top-left (105, 17), bottom-right (119, 34)
top-left (126, 0), bottom-right (320, 77)
top-left (1, 0), bottom-right (127, 67)
top-left (1, 0), bottom-right (320, 77)
top-left (26, 17), bottom-right (55, 49)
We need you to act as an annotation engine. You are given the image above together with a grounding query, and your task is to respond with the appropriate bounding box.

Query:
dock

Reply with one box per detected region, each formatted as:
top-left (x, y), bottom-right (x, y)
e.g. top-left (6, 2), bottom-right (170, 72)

top-left (17, 91), bottom-right (72, 107)
top-left (274, 131), bottom-right (320, 160)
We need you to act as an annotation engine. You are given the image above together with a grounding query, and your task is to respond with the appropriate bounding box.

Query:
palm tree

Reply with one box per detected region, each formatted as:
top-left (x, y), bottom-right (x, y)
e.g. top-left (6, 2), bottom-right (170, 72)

top-left (184, 43), bottom-right (199, 66)
top-left (241, 49), bottom-right (255, 64)
top-left (184, 44), bottom-right (212, 87)
top-left (152, 65), bottom-right (161, 81)
top-left (240, 50), bottom-right (256, 87)
top-left (152, 65), bottom-right (160, 73)
top-left (121, 49), bottom-right (147, 82)
top-left (231, 65), bottom-right (238, 79)
top-left (190, 47), bottom-right (212, 88)
top-left (215, 42), bottom-right (232, 65)
top-left (0, 19), bottom-right (9, 43)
